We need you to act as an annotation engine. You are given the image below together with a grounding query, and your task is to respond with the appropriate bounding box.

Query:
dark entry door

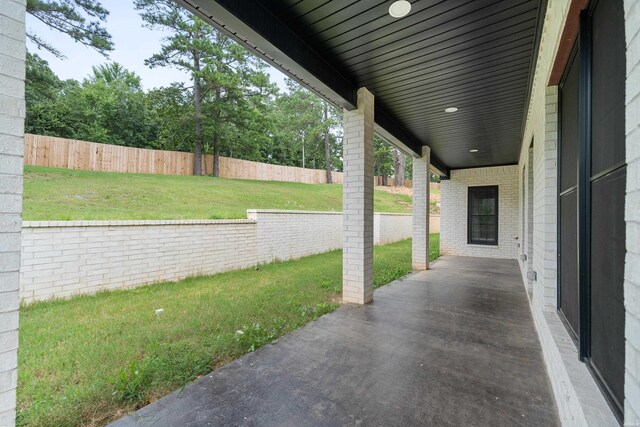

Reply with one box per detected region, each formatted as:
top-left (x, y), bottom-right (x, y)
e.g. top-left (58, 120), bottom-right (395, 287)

top-left (588, 0), bottom-right (626, 414)
top-left (558, 45), bottom-right (580, 339)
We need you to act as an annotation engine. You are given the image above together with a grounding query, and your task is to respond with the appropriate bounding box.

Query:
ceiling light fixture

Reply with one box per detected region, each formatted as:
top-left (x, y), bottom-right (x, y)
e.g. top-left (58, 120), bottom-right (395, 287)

top-left (469, 149), bottom-right (479, 153)
top-left (389, 1), bottom-right (411, 18)
top-left (444, 107), bottom-right (458, 113)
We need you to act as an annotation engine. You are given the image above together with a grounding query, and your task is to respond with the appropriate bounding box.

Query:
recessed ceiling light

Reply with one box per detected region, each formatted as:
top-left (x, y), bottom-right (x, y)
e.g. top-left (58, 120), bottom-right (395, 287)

top-left (445, 107), bottom-right (458, 113)
top-left (469, 149), bottom-right (479, 153)
top-left (389, 1), bottom-right (411, 18)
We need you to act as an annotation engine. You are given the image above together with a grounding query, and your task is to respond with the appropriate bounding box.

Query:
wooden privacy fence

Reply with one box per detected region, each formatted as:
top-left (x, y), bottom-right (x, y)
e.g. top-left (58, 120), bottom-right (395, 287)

top-left (24, 134), bottom-right (343, 184)
top-left (24, 134), bottom-right (339, 183)
top-left (374, 176), bottom-right (414, 187)
top-left (219, 155), bottom-right (342, 184)
top-left (24, 134), bottom-right (419, 187)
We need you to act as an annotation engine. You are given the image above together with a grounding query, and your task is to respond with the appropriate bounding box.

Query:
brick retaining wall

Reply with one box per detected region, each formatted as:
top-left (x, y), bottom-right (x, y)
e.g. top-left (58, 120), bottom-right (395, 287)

top-left (20, 211), bottom-right (436, 303)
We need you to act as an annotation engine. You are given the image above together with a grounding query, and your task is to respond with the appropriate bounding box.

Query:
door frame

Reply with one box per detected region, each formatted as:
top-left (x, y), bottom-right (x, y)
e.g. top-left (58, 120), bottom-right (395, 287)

top-left (577, 7), bottom-right (592, 361)
top-left (556, 37), bottom-right (580, 344)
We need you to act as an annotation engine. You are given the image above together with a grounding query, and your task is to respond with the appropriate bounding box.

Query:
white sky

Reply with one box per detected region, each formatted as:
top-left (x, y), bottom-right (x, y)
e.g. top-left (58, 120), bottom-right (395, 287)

top-left (25, 1), bottom-right (288, 91)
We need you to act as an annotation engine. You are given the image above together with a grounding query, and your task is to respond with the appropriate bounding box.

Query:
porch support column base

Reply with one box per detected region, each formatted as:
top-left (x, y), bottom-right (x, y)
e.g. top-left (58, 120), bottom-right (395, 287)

top-left (412, 146), bottom-right (431, 270)
top-left (342, 88), bottom-right (375, 304)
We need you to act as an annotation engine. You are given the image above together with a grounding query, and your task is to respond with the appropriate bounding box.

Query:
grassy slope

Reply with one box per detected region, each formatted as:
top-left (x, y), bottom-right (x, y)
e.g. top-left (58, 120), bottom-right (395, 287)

top-left (23, 166), bottom-right (412, 220)
top-left (18, 237), bottom-right (439, 427)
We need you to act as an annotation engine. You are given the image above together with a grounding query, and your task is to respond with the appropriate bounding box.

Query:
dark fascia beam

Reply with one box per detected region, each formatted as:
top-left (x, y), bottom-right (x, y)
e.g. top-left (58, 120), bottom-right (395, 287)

top-left (374, 105), bottom-right (450, 177)
top-left (178, 0), bottom-right (450, 178)
top-left (520, 0), bottom-right (548, 140)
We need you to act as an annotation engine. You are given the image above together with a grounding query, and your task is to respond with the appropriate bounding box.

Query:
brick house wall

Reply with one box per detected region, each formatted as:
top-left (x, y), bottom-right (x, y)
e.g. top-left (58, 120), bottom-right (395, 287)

top-left (513, 0), bottom-right (631, 424)
top-left (440, 165), bottom-right (519, 260)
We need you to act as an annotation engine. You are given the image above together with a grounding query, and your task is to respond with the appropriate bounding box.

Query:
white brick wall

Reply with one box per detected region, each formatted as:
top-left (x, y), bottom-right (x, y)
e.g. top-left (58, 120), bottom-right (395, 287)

top-left (517, 0), bottom-right (595, 423)
top-left (0, 1), bottom-right (25, 425)
top-left (513, 0), bottom-right (579, 421)
top-left (538, 87), bottom-right (559, 310)
top-left (375, 213), bottom-right (413, 245)
top-left (518, 86), bottom-right (559, 310)
top-left (20, 220), bottom-right (258, 303)
top-left (19, 211), bottom-right (412, 303)
top-left (440, 165), bottom-right (519, 259)
top-left (517, 0), bottom-right (622, 424)
top-left (248, 210), bottom-right (342, 263)
top-left (517, 0), bottom-right (566, 313)
top-left (522, 145), bottom-right (535, 293)
top-left (625, 0), bottom-right (640, 423)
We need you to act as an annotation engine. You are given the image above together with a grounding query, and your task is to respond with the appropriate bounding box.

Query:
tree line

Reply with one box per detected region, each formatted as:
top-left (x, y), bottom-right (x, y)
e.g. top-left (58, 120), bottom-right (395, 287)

top-left (25, 0), bottom-right (410, 182)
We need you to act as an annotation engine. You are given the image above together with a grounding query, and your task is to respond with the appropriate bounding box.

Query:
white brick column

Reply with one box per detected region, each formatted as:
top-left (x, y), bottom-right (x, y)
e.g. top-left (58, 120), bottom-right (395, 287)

top-left (0, 1), bottom-right (25, 425)
top-left (342, 88), bottom-right (374, 304)
top-left (412, 146), bottom-right (430, 270)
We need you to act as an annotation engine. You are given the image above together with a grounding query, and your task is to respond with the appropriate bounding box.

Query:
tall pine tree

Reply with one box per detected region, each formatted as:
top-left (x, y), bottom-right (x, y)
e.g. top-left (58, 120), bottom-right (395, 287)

top-left (135, 0), bottom-right (216, 175)
top-left (27, 0), bottom-right (113, 58)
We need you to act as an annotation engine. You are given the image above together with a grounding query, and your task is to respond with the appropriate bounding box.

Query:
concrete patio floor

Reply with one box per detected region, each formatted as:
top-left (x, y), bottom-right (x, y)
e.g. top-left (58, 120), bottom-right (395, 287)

top-left (110, 256), bottom-right (558, 426)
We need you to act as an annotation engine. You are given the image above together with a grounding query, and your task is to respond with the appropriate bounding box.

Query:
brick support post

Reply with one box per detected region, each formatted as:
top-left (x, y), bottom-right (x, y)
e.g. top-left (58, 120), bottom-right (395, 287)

top-left (412, 146), bottom-right (430, 270)
top-left (0, 0), bottom-right (26, 425)
top-left (342, 88), bottom-right (374, 304)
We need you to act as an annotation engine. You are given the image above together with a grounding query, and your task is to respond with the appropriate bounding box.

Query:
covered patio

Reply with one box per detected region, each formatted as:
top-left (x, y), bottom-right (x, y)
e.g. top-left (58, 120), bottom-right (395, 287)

top-left (2, 0), bottom-right (639, 425)
top-left (111, 256), bottom-right (557, 426)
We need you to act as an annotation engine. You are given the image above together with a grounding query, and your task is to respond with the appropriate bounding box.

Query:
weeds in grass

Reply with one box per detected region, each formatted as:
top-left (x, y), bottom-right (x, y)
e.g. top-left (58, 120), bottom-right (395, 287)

top-left (299, 303), bottom-right (338, 319)
top-left (235, 323), bottom-right (281, 352)
top-left (319, 278), bottom-right (340, 293)
top-left (17, 238), bottom-right (437, 427)
top-left (314, 303), bottom-right (338, 317)
top-left (109, 362), bottom-right (149, 403)
top-left (235, 303), bottom-right (339, 353)
top-left (374, 265), bottom-right (412, 288)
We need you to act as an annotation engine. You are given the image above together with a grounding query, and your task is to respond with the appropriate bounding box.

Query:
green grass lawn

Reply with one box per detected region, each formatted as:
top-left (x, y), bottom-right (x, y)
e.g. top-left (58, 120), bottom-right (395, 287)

top-left (23, 166), bottom-right (413, 220)
top-left (17, 237), bottom-right (439, 427)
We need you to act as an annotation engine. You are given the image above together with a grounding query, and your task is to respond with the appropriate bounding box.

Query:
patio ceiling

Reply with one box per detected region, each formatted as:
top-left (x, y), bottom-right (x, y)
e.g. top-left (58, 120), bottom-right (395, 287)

top-left (178, 0), bottom-right (547, 174)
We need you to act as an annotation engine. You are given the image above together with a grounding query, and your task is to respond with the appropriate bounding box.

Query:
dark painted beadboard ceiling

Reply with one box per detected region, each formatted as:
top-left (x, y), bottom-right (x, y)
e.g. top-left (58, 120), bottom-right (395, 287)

top-left (183, 0), bottom-right (545, 170)
top-left (257, 0), bottom-right (543, 169)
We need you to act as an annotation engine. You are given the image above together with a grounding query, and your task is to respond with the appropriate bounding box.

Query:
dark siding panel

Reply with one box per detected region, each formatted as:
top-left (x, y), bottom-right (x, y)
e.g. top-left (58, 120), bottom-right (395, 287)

top-left (560, 190), bottom-right (579, 337)
top-left (361, 39), bottom-right (534, 88)
top-left (560, 50), bottom-right (580, 193)
top-left (340, 3), bottom-right (538, 68)
top-left (591, 0), bottom-right (626, 175)
top-left (353, 23), bottom-right (536, 82)
top-left (378, 61), bottom-right (531, 102)
top-left (372, 51), bottom-right (533, 98)
top-left (590, 167), bottom-right (626, 411)
top-left (588, 0), bottom-right (626, 415)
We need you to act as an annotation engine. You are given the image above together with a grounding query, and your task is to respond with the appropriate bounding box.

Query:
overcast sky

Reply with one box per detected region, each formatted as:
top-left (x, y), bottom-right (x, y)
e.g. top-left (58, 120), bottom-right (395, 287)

top-left (25, 1), bottom-right (288, 91)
